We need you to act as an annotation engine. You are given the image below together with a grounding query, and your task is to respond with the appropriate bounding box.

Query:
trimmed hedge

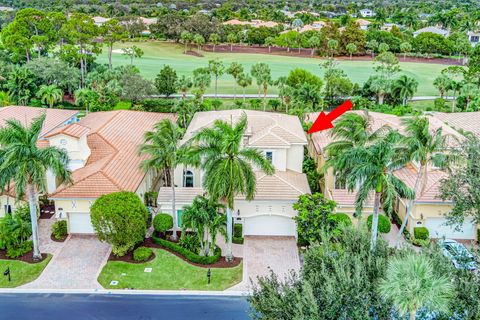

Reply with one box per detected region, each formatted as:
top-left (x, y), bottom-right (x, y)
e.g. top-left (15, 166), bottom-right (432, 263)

top-left (367, 214), bottom-right (392, 234)
top-left (414, 227), bottom-right (429, 240)
top-left (133, 246), bottom-right (153, 262)
top-left (153, 214), bottom-right (173, 233)
top-left (152, 234), bottom-right (221, 265)
top-left (328, 213), bottom-right (352, 227)
top-left (51, 220), bottom-right (68, 240)
top-left (233, 237), bottom-right (244, 245)
top-left (233, 223), bottom-right (244, 245)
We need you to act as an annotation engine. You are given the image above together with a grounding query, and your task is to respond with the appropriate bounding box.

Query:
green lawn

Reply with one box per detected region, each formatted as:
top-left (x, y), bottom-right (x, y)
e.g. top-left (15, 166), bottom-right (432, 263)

top-left (97, 41), bottom-right (451, 96)
top-left (98, 249), bottom-right (243, 291)
top-left (0, 255), bottom-right (51, 288)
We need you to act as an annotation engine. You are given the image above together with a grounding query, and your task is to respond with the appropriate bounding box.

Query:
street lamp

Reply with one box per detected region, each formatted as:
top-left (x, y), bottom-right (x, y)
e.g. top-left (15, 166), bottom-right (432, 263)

top-left (3, 267), bottom-right (11, 282)
top-left (207, 268), bottom-right (211, 284)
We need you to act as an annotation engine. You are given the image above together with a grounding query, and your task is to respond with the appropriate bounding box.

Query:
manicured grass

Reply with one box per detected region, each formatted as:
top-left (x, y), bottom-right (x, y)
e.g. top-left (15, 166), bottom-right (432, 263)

top-left (97, 41), bottom-right (451, 96)
top-left (113, 101), bottom-right (132, 110)
top-left (0, 255), bottom-right (52, 288)
top-left (98, 249), bottom-right (243, 291)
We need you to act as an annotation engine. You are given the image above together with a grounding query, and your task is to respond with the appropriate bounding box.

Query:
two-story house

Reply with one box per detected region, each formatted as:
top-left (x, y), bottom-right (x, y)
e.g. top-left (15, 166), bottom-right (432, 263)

top-left (157, 110), bottom-right (310, 237)
top-left (306, 111), bottom-right (478, 241)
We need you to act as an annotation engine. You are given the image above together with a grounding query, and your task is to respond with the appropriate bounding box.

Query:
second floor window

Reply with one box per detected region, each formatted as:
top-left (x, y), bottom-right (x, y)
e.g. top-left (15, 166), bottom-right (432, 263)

top-left (183, 170), bottom-right (194, 187)
top-left (265, 151), bottom-right (273, 163)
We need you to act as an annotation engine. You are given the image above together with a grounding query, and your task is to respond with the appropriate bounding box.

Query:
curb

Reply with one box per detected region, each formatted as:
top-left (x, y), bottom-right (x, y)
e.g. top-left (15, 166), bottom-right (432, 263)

top-left (0, 288), bottom-right (249, 296)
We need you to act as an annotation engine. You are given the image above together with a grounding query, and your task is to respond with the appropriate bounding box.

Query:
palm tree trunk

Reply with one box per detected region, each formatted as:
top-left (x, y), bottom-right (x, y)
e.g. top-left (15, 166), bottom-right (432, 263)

top-left (230, 43), bottom-right (233, 52)
top-left (370, 191), bottom-right (382, 251)
top-left (243, 87), bottom-right (246, 102)
top-left (396, 165), bottom-right (424, 247)
top-left (27, 184), bottom-right (41, 261)
top-left (263, 85), bottom-right (267, 111)
top-left (410, 309), bottom-right (417, 320)
top-left (452, 90), bottom-right (456, 112)
top-left (170, 168), bottom-right (178, 241)
top-left (215, 77), bottom-right (218, 98)
top-left (233, 81), bottom-right (237, 101)
top-left (108, 44), bottom-right (113, 69)
top-left (225, 206), bottom-right (233, 262)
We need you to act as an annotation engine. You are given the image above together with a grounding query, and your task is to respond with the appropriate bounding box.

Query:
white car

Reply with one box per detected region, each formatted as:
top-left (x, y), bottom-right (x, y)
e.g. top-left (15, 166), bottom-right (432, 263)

top-left (439, 239), bottom-right (477, 271)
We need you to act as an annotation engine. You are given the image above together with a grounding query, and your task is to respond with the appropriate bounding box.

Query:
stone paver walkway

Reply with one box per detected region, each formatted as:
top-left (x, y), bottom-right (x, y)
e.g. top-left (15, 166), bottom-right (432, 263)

top-left (37, 218), bottom-right (65, 255)
top-left (228, 236), bottom-right (300, 291)
top-left (22, 235), bottom-right (111, 289)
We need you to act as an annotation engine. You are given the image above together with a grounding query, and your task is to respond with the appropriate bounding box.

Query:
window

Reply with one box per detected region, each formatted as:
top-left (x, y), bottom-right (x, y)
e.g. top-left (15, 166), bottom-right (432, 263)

top-left (471, 36), bottom-right (479, 43)
top-left (4, 205), bottom-right (12, 215)
top-left (334, 174), bottom-right (346, 189)
top-left (265, 151), bottom-right (273, 163)
top-left (183, 170), bottom-right (194, 187)
top-left (177, 210), bottom-right (183, 227)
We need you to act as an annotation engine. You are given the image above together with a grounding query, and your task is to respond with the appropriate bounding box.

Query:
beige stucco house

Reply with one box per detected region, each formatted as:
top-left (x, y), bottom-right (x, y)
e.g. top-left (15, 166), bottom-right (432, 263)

top-left (157, 110), bottom-right (310, 237)
top-left (0, 106), bottom-right (79, 217)
top-left (306, 110), bottom-right (478, 240)
top-left (46, 110), bottom-right (176, 233)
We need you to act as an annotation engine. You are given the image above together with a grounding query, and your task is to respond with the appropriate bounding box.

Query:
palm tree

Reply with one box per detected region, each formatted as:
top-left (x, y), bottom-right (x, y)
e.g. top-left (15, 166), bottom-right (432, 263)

top-left (0, 91), bottom-right (11, 107)
top-left (460, 83), bottom-right (480, 109)
top-left (189, 114), bottom-right (274, 261)
top-left (379, 254), bottom-right (453, 320)
top-left (208, 59), bottom-right (225, 98)
top-left (392, 75), bottom-right (419, 106)
top-left (308, 36), bottom-right (320, 57)
top-left (175, 75), bottom-right (193, 100)
top-left (226, 33), bottom-right (237, 52)
top-left (37, 84), bottom-right (63, 108)
top-left (139, 119), bottom-right (188, 241)
top-left (395, 117), bottom-right (448, 245)
top-left (237, 73), bottom-right (252, 103)
top-left (369, 75), bottom-right (390, 105)
top-left (400, 42), bottom-right (412, 61)
top-left (251, 63), bottom-right (272, 111)
top-left (193, 34), bottom-right (205, 53)
top-left (329, 131), bottom-right (414, 251)
top-left (264, 36), bottom-right (275, 53)
top-left (226, 62), bottom-right (244, 100)
top-left (346, 43), bottom-right (357, 60)
top-left (180, 31), bottom-right (193, 54)
top-left (433, 75), bottom-right (451, 99)
top-left (327, 39), bottom-right (338, 57)
top-left (0, 115), bottom-right (71, 260)
top-left (209, 33), bottom-right (220, 52)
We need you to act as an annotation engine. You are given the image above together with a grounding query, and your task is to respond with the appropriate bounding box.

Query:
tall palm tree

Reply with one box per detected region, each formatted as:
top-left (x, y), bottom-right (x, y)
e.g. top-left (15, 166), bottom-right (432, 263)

top-left (330, 131), bottom-right (414, 251)
top-left (180, 31), bottom-right (193, 54)
top-left (395, 117), bottom-right (448, 245)
top-left (379, 254), bottom-right (453, 320)
top-left (460, 83), bottom-right (480, 109)
top-left (0, 115), bottom-right (71, 260)
top-left (176, 75), bottom-right (193, 100)
top-left (251, 63), bottom-right (272, 111)
top-left (369, 75), bottom-right (390, 105)
top-left (237, 73), bottom-right (252, 103)
top-left (433, 75), bottom-right (451, 99)
top-left (392, 75), bottom-right (419, 106)
top-left (189, 114), bottom-right (274, 261)
top-left (226, 62), bottom-right (244, 100)
top-left (139, 119), bottom-right (188, 241)
top-left (37, 84), bottom-right (63, 108)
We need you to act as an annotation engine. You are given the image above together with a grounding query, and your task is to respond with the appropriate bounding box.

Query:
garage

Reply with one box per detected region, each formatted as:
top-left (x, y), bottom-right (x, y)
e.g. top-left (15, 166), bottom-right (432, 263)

top-left (68, 212), bottom-right (95, 234)
top-left (425, 218), bottom-right (476, 240)
top-left (244, 215), bottom-right (296, 236)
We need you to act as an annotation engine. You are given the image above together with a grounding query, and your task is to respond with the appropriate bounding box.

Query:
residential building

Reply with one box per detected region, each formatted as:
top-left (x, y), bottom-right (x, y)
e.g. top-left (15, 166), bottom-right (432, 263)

top-left (467, 31), bottom-right (480, 46)
top-left (413, 26), bottom-right (450, 38)
top-left (92, 16), bottom-right (110, 26)
top-left (306, 111), bottom-right (477, 241)
top-left (356, 19), bottom-right (372, 30)
top-left (0, 106), bottom-right (79, 217)
top-left (359, 9), bottom-right (375, 18)
top-left (157, 110), bottom-right (310, 237)
top-left (222, 19), bottom-right (279, 28)
top-left (47, 110), bottom-right (176, 233)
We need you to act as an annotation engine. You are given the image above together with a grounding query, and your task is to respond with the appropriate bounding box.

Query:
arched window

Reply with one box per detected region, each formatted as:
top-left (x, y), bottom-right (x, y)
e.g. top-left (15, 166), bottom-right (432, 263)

top-left (183, 170), bottom-right (194, 187)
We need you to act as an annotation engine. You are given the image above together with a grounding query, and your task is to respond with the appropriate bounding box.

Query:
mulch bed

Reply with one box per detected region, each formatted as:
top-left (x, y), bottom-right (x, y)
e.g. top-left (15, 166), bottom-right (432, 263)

top-left (0, 250), bottom-right (48, 264)
top-left (185, 50), bottom-right (204, 57)
top-left (108, 250), bottom-right (156, 264)
top-left (50, 234), bottom-right (68, 243)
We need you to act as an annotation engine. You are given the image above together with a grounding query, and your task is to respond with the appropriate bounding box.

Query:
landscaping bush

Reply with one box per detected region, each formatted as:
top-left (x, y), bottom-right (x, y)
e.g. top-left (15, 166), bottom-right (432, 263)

top-left (153, 213), bottom-right (173, 234)
top-left (139, 99), bottom-right (175, 113)
top-left (414, 227), bottom-right (429, 240)
top-left (152, 234), bottom-right (221, 265)
top-left (478, 229), bottom-right (480, 244)
top-left (133, 246), bottom-right (153, 262)
top-left (179, 234), bottom-right (200, 253)
top-left (90, 191), bottom-right (149, 256)
top-left (233, 223), bottom-right (244, 244)
top-left (6, 240), bottom-right (32, 258)
top-left (51, 220), bottom-right (68, 240)
top-left (328, 213), bottom-right (352, 228)
top-left (367, 214), bottom-right (391, 234)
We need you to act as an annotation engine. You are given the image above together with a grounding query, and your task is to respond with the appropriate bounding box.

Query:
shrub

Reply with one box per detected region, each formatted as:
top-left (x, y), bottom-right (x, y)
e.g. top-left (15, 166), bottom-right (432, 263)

top-left (478, 229), bottom-right (480, 244)
top-left (133, 246), bottom-right (153, 262)
top-left (139, 99), bottom-right (175, 113)
top-left (233, 223), bottom-right (243, 238)
top-left (367, 214), bottom-right (391, 234)
top-left (434, 98), bottom-right (447, 111)
top-left (233, 237), bottom-right (244, 245)
top-left (13, 204), bottom-right (33, 222)
top-left (52, 220), bottom-right (68, 240)
top-left (144, 192), bottom-right (158, 207)
top-left (414, 227), bottom-right (429, 240)
top-left (179, 234), bottom-right (200, 253)
top-left (152, 234), bottom-right (221, 264)
top-left (153, 213), bottom-right (173, 233)
top-left (90, 191), bottom-right (149, 256)
top-left (6, 240), bottom-right (32, 258)
top-left (328, 213), bottom-right (352, 228)
top-left (412, 238), bottom-right (430, 247)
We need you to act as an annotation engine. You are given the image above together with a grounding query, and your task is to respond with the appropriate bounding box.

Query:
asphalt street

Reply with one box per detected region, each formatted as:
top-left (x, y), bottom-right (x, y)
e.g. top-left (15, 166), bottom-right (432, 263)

top-left (0, 293), bottom-right (251, 320)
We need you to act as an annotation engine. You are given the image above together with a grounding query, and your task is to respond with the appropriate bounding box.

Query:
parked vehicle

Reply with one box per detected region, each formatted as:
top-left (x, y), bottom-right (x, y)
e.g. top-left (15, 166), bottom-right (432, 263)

top-left (439, 239), bottom-right (477, 270)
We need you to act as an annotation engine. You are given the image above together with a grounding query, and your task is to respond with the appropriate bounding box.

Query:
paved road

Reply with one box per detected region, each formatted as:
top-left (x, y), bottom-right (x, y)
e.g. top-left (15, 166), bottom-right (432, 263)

top-left (0, 293), bottom-right (251, 320)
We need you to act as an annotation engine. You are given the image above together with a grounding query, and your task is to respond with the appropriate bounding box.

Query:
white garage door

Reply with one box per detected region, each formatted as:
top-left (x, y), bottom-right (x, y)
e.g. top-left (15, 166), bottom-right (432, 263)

top-left (425, 218), bottom-right (475, 240)
top-left (68, 212), bottom-right (95, 234)
top-left (244, 215), bottom-right (296, 236)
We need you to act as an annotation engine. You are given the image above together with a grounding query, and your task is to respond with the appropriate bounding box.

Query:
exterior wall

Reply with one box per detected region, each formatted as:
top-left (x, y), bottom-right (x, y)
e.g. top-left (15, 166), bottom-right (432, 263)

top-left (54, 199), bottom-right (94, 220)
top-left (173, 166), bottom-right (202, 188)
top-left (136, 168), bottom-right (158, 201)
top-left (48, 134), bottom-right (91, 168)
top-left (256, 147), bottom-right (287, 172)
top-left (286, 145), bottom-right (304, 173)
top-left (0, 195), bottom-right (23, 217)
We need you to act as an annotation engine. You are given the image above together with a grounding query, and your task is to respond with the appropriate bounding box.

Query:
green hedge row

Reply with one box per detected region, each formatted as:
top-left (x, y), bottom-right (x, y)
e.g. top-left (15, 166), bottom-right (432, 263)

top-left (151, 234), bottom-right (221, 265)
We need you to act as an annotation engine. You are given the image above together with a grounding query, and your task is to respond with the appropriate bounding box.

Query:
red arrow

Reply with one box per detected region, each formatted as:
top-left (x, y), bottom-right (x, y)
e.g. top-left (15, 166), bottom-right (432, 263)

top-left (307, 100), bottom-right (353, 134)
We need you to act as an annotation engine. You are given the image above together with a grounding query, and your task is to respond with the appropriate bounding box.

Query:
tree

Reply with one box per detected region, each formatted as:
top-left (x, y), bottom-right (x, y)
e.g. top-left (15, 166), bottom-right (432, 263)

top-left (101, 19), bottom-right (127, 69)
top-left (346, 43), bottom-right (357, 59)
top-left (379, 254), bottom-right (453, 320)
top-left (155, 65), bottom-right (178, 97)
top-left (378, 42), bottom-right (389, 53)
top-left (374, 51), bottom-right (400, 79)
top-left (460, 83), bottom-right (480, 110)
top-left (118, 66), bottom-right (154, 105)
top-left (208, 33), bottom-right (220, 52)
top-left (25, 57), bottom-right (80, 94)
top-left (74, 88), bottom-right (99, 114)
top-left (237, 73), bottom-right (252, 102)
top-left (180, 31), bottom-right (193, 54)
top-left (0, 115), bottom-right (71, 260)
top-left (37, 84), bottom-right (63, 108)
top-left (286, 68), bottom-right (323, 89)
top-left (368, 75), bottom-right (390, 105)
top-left (264, 36), bottom-right (275, 54)
top-left (395, 117), bottom-right (448, 245)
top-left (90, 191), bottom-right (148, 256)
top-left (122, 45), bottom-right (144, 65)
top-left (400, 42), bottom-right (412, 61)
top-left (5, 66), bottom-right (37, 105)
top-left (193, 34), bottom-right (205, 53)
top-left (327, 39), bottom-right (338, 57)
top-left (442, 66), bottom-right (465, 112)
top-left (139, 119), bottom-right (187, 241)
top-left (192, 67), bottom-right (211, 101)
top-left (328, 129), bottom-right (414, 251)
top-left (0, 91), bottom-right (11, 107)
top-left (208, 59), bottom-right (225, 98)
top-left (189, 114), bottom-right (274, 261)
top-left (181, 195), bottom-right (226, 256)
top-left (392, 75), bottom-right (418, 106)
top-left (308, 36), bottom-right (320, 57)
top-left (226, 62), bottom-right (244, 100)
top-left (433, 74), bottom-right (451, 99)
top-left (176, 75), bottom-right (193, 100)
top-left (366, 39), bottom-right (379, 58)
top-left (226, 33), bottom-right (237, 52)
top-left (251, 63), bottom-right (272, 111)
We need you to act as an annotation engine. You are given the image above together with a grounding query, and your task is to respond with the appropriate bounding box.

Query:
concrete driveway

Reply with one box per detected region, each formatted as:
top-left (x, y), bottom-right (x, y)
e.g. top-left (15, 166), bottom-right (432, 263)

top-left (22, 235), bottom-right (111, 289)
top-left (228, 236), bottom-right (300, 291)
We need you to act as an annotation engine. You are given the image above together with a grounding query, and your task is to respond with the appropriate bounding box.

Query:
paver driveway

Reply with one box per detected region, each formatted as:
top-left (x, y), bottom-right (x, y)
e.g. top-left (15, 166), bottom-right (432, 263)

top-left (22, 235), bottom-right (111, 289)
top-left (228, 236), bottom-right (300, 291)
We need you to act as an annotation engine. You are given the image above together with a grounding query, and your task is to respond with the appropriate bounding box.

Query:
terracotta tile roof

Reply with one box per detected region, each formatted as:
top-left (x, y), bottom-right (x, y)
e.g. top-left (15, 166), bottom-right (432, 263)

top-left (44, 123), bottom-right (90, 138)
top-left (50, 110), bottom-right (176, 199)
top-left (431, 111), bottom-right (480, 137)
top-left (185, 110), bottom-right (307, 148)
top-left (330, 189), bottom-right (375, 207)
top-left (36, 139), bottom-right (50, 148)
top-left (0, 106), bottom-right (78, 137)
top-left (356, 19), bottom-right (372, 26)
